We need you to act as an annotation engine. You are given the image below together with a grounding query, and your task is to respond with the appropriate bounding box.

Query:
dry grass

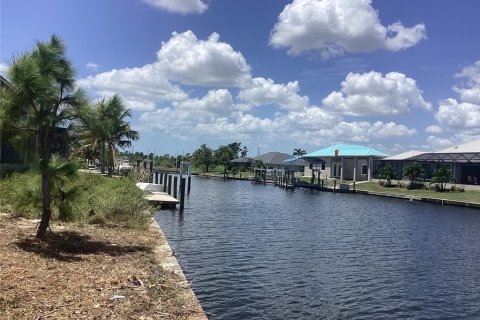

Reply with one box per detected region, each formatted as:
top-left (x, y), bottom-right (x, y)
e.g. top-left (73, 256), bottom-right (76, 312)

top-left (0, 213), bottom-right (205, 319)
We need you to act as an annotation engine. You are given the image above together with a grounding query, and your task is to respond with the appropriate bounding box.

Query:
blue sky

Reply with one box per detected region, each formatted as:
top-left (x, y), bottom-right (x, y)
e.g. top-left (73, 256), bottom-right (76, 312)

top-left (2, 0), bottom-right (480, 156)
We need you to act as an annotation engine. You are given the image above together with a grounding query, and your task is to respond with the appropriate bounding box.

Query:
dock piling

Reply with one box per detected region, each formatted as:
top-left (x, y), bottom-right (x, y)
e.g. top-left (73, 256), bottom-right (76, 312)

top-left (180, 177), bottom-right (186, 210)
top-left (168, 175), bottom-right (172, 195)
top-left (174, 176), bottom-right (178, 199)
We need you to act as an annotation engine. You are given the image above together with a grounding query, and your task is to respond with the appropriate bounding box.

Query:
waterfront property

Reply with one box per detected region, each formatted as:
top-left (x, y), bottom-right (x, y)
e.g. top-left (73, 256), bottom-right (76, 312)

top-left (374, 139), bottom-right (480, 185)
top-left (302, 144), bottom-right (388, 181)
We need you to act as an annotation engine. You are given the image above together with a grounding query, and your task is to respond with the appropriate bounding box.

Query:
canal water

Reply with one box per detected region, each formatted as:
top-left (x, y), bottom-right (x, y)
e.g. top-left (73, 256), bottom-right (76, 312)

top-left (155, 176), bottom-right (480, 319)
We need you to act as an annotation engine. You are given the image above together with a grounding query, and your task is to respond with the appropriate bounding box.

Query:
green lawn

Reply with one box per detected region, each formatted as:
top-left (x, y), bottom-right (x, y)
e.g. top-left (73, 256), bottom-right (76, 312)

top-left (355, 182), bottom-right (480, 203)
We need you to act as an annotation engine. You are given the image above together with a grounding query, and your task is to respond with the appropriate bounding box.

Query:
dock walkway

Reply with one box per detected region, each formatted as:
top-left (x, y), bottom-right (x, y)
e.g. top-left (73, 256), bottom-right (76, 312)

top-left (136, 182), bottom-right (179, 208)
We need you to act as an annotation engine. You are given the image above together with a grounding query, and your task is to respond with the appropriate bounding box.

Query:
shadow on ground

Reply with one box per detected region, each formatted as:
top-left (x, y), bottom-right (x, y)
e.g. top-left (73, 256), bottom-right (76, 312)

top-left (16, 231), bottom-right (152, 262)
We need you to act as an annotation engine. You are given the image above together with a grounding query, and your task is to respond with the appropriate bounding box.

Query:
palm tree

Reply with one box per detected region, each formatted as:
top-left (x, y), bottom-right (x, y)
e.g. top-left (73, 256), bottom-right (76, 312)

top-left (432, 167), bottom-right (452, 191)
top-left (0, 35), bottom-right (86, 238)
top-left (379, 166), bottom-right (397, 187)
top-left (403, 162), bottom-right (423, 189)
top-left (76, 95), bottom-right (139, 175)
top-left (293, 148), bottom-right (306, 157)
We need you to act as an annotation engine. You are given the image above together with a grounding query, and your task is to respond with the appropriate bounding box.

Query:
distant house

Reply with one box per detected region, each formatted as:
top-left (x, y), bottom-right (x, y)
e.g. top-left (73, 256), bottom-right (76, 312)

top-left (301, 144), bottom-right (388, 181)
top-left (230, 152), bottom-right (308, 171)
top-left (373, 150), bottom-right (425, 181)
top-left (375, 140), bottom-right (480, 185)
top-left (230, 156), bottom-right (254, 168)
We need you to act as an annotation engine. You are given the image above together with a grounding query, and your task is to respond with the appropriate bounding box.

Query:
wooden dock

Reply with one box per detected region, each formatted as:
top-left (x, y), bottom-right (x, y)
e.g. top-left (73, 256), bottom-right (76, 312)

top-left (144, 192), bottom-right (179, 206)
top-left (137, 182), bottom-right (180, 208)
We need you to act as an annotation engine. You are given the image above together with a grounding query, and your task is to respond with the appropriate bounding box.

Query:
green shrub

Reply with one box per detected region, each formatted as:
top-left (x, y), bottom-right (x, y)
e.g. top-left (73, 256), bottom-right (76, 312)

top-left (0, 171), bottom-right (153, 229)
top-left (450, 185), bottom-right (465, 192)
top-left (397, 180), bottom-right (406, 188)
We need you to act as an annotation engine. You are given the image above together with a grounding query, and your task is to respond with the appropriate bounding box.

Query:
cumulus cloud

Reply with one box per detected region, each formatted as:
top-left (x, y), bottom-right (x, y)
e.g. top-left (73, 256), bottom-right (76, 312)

top-left (78, 63), bottom-right (188, 110)
top-left (322, 71), bottom-right (431, 116)
top-left (426, 61), bottom-right (480, 149)
top-left (453, 60), bottom-right (480, 105)
top-left (238, 77), bottom-right (309, 110)
top-left (435, 99), bottom-right (480, 129)
top-left (86, 62), bottom-right (99, 71)
top-left (139, 89), bottom-right (236, 136)
top-left (0, 63), bottom-right (8, 77)
top-left (270, 0), bottom-right (426, 58)
top-left (157, 31), bottom-right (251, 87)
top-left (79, 31), bottom-right (251, 110)
top-left (289, 120), bottom-right (417, 147)
top-left (143, 0), bottom-right (207, 14)
top-left (426, 135), bottom-right (455, 149)
top-left (425, 125), bottom-right (442, 133)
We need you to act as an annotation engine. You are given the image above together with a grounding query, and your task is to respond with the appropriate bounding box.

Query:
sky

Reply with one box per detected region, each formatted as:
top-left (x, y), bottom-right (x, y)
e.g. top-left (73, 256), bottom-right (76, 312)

top-left (1, 0), bottom-right (480, 157)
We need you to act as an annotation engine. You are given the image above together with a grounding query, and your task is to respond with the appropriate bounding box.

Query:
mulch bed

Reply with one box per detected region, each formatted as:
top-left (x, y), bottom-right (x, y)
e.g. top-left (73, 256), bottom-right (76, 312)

top-left (0, 214), bottom-right (204, 319)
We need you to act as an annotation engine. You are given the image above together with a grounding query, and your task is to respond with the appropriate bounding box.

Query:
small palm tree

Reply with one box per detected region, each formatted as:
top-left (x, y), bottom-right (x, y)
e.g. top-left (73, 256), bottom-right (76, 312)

top-left (293, 148), bottom-right (306, 157)
top-left (76, 95), bottom-right (139, 175)
top-left (379, 166), bottom-right (397, 187)
top-left (0, 35), bottom-right (86, 238)
top-left (432, 167), bottom-right (452, 191)
top-left (403, 162), bottom-right (423, 189)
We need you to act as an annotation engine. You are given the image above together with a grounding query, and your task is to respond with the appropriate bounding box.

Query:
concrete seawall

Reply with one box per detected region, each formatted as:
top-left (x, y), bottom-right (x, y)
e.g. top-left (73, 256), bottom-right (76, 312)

top-left (149, 219), bottom-right (208, 319)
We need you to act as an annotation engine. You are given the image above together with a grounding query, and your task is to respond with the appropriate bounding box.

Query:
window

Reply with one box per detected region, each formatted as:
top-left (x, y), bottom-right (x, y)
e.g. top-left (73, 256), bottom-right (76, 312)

top-left (361, 164), bottom-right (367, 175)
top-left (333, 164), bottom-right (337, 177)
top-left (321, 162), bottom-right (325, 170)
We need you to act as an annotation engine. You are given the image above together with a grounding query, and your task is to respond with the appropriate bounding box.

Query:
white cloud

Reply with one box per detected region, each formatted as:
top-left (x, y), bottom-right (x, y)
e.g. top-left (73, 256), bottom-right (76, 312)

top-left (0, 63), bottom-right (8, 77)
top-left (143, 0), bottom-right (207, 14)
top-left (425, 125), bottom-right (442, 133)
top-left (453, 60), bottom-right (480, 105)
top-left (284, 106), bottom-right (340, 129)
top-left (435, 99), bottom-right (480, 129)
top-left (322, 71), bottom-right (431, 116)
top-left (238, 77), bottom-right (309, 110)
top-left (78, 63), bottom-right (188, 110)
top-left (79, 30), bottom-right (253, 110)
top-left (86, 62), bottom-right (99, 71)
top-left (270, 0), bottom-right (426, 58)
top-left (426, 135), bottom-right (455, 149)
top-left (157, 31), bottom-right (251, 87)
top-left (139, 89), bottom-right (236, 135)
top-left (290, 120), bottom-right (417, 147)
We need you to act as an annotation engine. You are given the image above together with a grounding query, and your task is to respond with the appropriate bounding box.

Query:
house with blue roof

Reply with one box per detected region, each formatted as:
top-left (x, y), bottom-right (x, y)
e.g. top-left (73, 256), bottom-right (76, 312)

top-left (301, 144), bottom-right (388, 181)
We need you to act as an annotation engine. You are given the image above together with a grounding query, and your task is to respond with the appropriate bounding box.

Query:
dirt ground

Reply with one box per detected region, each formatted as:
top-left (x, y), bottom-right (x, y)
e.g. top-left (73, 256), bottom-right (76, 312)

top-left (0, 213), bottom-right (205, 319)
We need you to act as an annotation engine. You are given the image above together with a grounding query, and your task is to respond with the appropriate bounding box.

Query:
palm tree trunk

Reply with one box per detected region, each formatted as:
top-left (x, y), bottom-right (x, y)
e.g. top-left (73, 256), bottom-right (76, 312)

top-left (36, 124), bottom-right (52, 238)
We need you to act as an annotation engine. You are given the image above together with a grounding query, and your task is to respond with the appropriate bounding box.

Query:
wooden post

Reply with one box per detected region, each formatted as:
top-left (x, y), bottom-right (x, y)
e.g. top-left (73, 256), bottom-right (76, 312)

top-left (187, 176), bottom-right (191, 194)
top-left (163, 173), bottom-right (167, 192)
top-left (168, 175), bottom-right (172, 195)
top-left (180, 177), bottom-right (186, 210)
top-left (174, 176), bottom-right (178, 199)
top-left (333, 180), bottom-right (336, 192)
top-left (311, 171), bottom-right (315, 184)
top-left (353, 181), bottom-right (356, 191)
top-left (321, 179), bottom-right (324, 190)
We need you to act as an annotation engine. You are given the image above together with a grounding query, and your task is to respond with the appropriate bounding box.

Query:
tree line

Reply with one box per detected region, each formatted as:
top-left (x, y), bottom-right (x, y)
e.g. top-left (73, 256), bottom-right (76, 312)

top-left (191, 142), bottom-right (248, 174)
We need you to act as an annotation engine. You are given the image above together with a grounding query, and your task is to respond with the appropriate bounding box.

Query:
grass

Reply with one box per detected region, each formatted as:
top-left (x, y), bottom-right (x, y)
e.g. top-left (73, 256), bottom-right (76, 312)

top-left (0, 170), bottom-right (153, 229)
top-left (355, 182), bottom-right (480, 203)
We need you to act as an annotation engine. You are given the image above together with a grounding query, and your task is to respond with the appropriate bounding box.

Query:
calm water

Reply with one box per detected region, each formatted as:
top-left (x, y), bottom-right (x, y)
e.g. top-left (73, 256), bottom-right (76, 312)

top-left (155, 177), bottom-right (480, 319)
